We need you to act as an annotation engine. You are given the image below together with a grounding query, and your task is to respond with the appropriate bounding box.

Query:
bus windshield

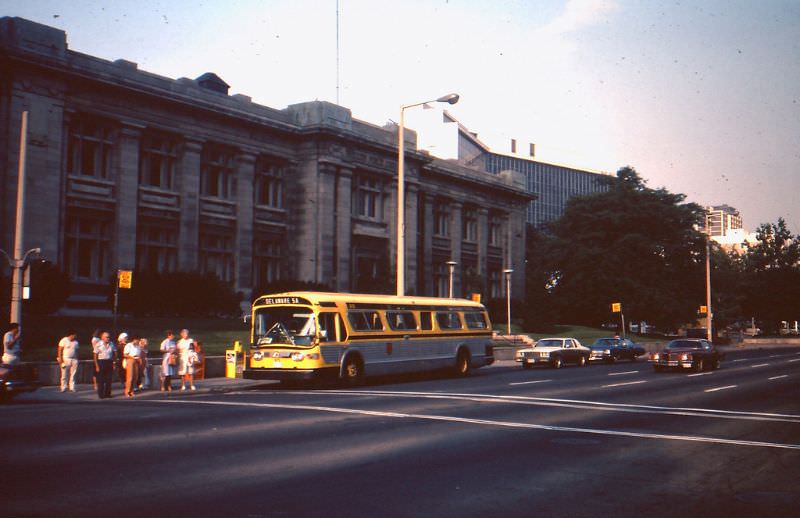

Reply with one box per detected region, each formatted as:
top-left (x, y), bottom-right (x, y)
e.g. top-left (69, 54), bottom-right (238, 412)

top-left (253, 307), bottom-right (316, 346)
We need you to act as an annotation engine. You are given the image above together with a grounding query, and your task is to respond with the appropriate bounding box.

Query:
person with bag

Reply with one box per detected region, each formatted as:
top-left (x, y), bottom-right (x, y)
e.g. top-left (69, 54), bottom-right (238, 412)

top-left (2, 323), bottom-right (22, 365)
top-left (137, 338), bottom-right (150, 391)
top-left (176, 329), bottom-right (195, 391)
top-left (159, 330), bottom-right (177, 391)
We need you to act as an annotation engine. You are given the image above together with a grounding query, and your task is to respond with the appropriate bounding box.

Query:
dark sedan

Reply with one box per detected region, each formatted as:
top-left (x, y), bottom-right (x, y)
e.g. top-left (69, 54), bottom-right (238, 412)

top-left (648, 339), bottom-right (723, 372)
top-left (589, 337), bottom-right (646, 363)
top-left (0, 363), bottom-right (39, 402)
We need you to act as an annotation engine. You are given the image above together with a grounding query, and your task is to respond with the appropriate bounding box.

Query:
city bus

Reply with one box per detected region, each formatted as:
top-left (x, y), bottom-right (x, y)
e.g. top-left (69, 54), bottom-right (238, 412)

top-left (243, 292), bottom-right (494, 385)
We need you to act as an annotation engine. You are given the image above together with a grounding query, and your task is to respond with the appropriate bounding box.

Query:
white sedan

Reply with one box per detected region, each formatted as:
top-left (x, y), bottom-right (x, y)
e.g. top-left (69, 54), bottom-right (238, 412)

top-left (515, 337), bottom-right (591, 369)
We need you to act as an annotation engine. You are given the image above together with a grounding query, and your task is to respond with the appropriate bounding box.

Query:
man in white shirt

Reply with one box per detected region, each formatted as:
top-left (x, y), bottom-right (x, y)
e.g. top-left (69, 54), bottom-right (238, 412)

top-left (58, 330), bottom-right (79, 392)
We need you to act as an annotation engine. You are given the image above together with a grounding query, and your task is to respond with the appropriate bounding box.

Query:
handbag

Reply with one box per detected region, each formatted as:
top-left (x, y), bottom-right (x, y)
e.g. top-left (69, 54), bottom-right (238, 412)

top-left (167, 353), bottom-right (177, 366)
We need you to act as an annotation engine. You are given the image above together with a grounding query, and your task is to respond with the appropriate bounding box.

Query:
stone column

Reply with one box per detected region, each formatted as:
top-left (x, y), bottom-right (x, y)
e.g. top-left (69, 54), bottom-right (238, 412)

top-left (422, 194), bottom-right (435, 295)
top-left (317, 163), bottom-right (338, 287)
top-left (449, 200), bottom-right (463, 297)
top-left (178, 138), bottom-right (203, 271)
top-left (477, 208), bottom-right (489, 297)
top-left (335, 167), bottom-right (353, 291)
top-left (235, 151), bottom-right (256, 298)
top-left (114, 122), bottom-right (143, 271)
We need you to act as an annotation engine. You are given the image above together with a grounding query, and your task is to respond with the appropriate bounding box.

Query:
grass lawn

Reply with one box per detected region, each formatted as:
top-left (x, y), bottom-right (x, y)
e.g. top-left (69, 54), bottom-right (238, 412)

top-left (16, 314), bottom-right (250, 362)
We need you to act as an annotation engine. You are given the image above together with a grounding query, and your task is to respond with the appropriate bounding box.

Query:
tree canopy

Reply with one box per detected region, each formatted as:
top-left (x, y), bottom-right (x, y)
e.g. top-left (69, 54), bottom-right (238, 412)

top-left (544, 166), bottom-right (707, 330)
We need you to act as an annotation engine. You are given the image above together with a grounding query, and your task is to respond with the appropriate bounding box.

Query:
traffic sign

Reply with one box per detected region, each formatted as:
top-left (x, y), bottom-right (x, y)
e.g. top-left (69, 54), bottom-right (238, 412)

top-left (118, 270), bottom-right (133, 289)
top-left (611, 302), bottom-right (621, 313)
top-left (699, 305), bottom-right (708, 315)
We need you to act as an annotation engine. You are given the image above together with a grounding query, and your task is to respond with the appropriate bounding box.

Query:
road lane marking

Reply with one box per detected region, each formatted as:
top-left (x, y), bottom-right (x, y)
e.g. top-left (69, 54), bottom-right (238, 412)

top-left (235, 389), bottom-right (800, 424)
top-left (732, 359), bottom-right (748, 362)
top-left (608, 371), bottom-right (639, 376)
top-left (751, 364), bottom-right (769, 368)
top-left (688, 371), bottom-right (714, 377)
top-left (509, 380), bottom-right (552, 386)
top-left (602, 380), bottom-right (647, 388)
top-left (705, 385), bottom-right (737, 393)
top-left (154, 398), bottom-right (800, 451)
top-left (769, 375), bottom-right (789, 381)
top-left (768, 355), bottom-right (778, 358)
top-left (788, 359), bottom-right (800, 363)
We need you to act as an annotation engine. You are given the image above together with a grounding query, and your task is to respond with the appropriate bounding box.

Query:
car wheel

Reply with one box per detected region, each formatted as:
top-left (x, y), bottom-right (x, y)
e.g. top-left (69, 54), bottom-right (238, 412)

top-left (692, 359), bottom-right (705, 373)
top-left (577, 355), bottom-right (587, 367)
top-left (712, 357), bottom-right (721, 370)
top-left (522, 362), bottom-right (532, 369)
top-left (630, 354), bottom-right (637, 362)
top-left (551, 356), bottom-right (563, 369)
top-left (653, 365), bottom-right (663, 372)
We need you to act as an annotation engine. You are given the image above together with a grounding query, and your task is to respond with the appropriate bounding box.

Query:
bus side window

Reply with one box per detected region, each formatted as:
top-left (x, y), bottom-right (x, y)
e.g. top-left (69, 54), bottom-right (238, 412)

top-left (336, 314), bottom-right (348, 342)
top-left (420, 312), bottom-right (433, 331)
top-left (318, 313), bottom-right (337, 342)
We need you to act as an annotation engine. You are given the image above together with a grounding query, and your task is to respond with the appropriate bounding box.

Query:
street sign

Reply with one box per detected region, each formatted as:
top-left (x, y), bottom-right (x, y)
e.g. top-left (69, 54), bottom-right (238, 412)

top-left (699, 305), bottom-right (708, 314)
top-left (118, 270), bottom-right (133, 289)
top-left (471, 293), bottom-right (481, 303)
top-left (611, 302), bottom-right (621, 313)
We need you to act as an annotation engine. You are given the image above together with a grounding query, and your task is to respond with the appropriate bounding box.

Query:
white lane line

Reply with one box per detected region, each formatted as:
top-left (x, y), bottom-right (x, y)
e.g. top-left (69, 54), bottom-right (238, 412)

top-left (705, 385), bottom-right (737, 393)
top-left (602, 380), bottom-right (647, 388)
top-left (788, 359), bottom-right (800, 363)
top-left (768, 355), bottom-right (779, 358)
top-left (266, 389), bottom-right (800, 423)
top-left (769, 375), bottom-right (789, 381)
top-left (153, 398), bottom-right (800, 451)
top-left (688, 371), bottom-right (714, 377)
top-left (509, 380), bottom-right (552, 386)
top-left (608, 370), bottom-right (639, 376)
top-left (731, 358), bottom-right (748, 362)
top-left (751, 363), bottom-right (769, 368)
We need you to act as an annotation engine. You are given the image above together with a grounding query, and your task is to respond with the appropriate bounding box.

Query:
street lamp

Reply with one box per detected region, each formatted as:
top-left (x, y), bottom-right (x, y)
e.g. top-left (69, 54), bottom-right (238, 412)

top-left (446, 260), bottom-right (457, 298)
top-left (504, 268), bottom-right (513, 335)
top-left (704, 212), bottom-right (713, 341)
top-left (0, 247), bottom-right (41, 324)
top-left (396, 93), bottom-right (460, 296)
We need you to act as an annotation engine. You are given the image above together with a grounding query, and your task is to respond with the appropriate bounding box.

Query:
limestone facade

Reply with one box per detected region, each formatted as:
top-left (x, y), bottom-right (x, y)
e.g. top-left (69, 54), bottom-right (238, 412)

top-left (0, 17), bottom-right (531, 310)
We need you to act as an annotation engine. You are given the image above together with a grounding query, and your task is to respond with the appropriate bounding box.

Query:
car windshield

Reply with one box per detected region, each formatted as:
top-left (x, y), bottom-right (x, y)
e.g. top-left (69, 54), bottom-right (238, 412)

top-left (536, 339), bottom-right (562, 348)
top-left (666, 340), bottom-right (702, 350)
top-left (253, 307), bottom-right (316, 346)
top-left (593, 338), bottom-right (619, 347)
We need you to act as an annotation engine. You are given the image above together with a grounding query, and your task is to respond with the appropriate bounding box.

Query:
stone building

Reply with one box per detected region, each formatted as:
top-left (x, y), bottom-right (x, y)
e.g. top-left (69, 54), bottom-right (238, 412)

top-left (0, 17), bottom-right (532, 312)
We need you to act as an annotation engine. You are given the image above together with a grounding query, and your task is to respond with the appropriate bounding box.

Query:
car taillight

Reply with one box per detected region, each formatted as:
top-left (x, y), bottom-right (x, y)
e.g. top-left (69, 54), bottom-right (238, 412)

top-left (650, 353), bottom-right (659, 361)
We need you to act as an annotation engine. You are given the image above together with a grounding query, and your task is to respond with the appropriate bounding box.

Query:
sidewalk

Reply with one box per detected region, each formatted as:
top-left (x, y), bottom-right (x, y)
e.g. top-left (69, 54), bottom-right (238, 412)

top-left (11, 376), bottom-right (275, 404)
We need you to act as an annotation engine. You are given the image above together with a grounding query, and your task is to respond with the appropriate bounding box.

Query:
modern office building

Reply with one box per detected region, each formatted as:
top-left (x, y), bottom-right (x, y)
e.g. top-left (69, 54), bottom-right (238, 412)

top-left (0, 17), bottom-right (532, 313)
top-left (705, 204), bottom-right (743, 238)
top-left (453, 118), bottom-right (609, 228)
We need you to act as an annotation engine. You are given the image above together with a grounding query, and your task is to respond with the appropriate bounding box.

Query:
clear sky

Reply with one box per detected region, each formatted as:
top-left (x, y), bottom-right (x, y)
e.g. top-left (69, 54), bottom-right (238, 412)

top-left (4, 0), bottom-right (798, 232)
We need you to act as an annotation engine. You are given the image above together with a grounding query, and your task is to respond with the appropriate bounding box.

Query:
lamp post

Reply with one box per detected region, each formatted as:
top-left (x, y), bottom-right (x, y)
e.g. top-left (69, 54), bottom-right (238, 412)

top-left (1, 247), bottom-right (41, 324)
top-left (397, 93), bottom-right (459, 296)
top-left (446, 260), bottom-right (457, 298)
top-left (504, 268), bottom-right (513, 335)
top-left (704, 212), bottom-right (713, 341)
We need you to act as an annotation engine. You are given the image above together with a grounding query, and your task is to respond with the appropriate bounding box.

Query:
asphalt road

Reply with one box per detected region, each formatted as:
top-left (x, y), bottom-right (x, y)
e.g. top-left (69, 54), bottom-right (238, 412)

top-left (3, 346), bottom-right (799, 517)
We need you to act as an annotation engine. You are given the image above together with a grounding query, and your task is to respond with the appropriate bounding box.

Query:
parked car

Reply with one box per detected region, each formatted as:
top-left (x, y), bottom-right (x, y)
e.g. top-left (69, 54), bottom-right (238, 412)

top-left (648, 339), bottom-right (723, 372)
top-left (589, 337), bottom-right (646, 363)
top-left (0, 363), bottom-right (39, 402)
top-left (515, 338), bottom-right (591, 369)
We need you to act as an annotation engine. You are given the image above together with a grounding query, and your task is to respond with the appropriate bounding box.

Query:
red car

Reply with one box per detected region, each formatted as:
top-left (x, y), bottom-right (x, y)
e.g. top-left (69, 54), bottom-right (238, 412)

top-left (649, 339), bottom-right (723, 372)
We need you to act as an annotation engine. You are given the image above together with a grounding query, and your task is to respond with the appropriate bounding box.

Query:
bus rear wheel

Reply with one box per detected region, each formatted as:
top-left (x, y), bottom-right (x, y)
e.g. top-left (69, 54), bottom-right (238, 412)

top-left (455, 349), bottom-right (471, 377)
top-left (341, 355), bottom-right (364, 386)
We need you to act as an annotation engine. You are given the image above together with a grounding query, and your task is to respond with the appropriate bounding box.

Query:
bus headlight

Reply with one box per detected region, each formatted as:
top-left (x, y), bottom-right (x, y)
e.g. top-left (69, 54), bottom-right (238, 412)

top-left (291, 352), bottom-right (305, 362)
top-left (253, 351), bottom-right (263, 361)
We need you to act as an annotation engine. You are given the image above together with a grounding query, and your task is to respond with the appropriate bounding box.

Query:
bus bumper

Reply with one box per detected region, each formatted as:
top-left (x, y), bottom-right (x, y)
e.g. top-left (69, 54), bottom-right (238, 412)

top-left (243, 367), bottom-right (339, 381)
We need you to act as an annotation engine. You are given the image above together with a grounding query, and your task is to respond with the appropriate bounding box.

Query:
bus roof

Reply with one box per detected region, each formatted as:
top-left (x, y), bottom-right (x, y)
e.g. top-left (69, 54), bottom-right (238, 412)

top-left (252, 291), bottom-right (486, 310)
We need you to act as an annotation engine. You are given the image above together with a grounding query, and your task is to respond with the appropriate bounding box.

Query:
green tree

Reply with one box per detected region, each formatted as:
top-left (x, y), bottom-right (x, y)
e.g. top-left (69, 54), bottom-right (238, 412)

top-left (740, 218), bottom-right (800, 332)
top-left (522, 224), bottom-right (558, 332)
top-left (546, 166), bottom-right (707, 330)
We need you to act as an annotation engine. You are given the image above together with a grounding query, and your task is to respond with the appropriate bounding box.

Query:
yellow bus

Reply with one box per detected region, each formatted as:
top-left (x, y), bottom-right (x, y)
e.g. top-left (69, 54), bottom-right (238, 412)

top-left (243, 292), bottom-right (494, 384)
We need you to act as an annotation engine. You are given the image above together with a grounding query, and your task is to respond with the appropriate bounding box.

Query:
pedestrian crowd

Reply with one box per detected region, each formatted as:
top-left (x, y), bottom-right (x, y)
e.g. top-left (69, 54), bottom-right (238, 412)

top-left (53, 327), bottom-right (204, 399)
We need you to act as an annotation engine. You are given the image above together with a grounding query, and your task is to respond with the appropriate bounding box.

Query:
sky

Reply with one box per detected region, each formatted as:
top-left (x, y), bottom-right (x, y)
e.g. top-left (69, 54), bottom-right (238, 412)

top-left (4, 0), bottom-right (799, 232)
